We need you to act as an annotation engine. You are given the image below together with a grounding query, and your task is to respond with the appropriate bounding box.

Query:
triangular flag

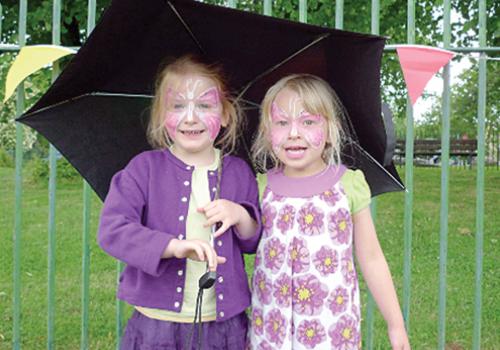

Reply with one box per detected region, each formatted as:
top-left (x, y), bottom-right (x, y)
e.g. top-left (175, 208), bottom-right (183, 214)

top-left (4, 45), bottom-right (76, 102)
top-left (396, 45), bottom-right (455, 105)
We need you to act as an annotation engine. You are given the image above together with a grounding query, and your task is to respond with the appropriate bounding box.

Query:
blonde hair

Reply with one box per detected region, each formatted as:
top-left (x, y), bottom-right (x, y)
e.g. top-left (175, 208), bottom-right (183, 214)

top-left (252, 74), bottom-right (346, 171)
top-left (147, 55), bottom-right (241, 154)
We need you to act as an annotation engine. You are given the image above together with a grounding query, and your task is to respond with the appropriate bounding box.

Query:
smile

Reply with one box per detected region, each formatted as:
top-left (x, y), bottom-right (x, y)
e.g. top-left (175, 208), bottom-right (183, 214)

top-left (284, 146), bottom-right (307, 159)
top-left (284, 146), bottom-right (307, 152)
top-left (179, 129), bottom-right (205, 135)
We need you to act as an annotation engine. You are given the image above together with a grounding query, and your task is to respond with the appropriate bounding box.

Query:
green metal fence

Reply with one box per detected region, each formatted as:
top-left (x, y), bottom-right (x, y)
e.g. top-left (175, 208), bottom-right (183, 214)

top-left (2, 0), bottom-right (498, 349)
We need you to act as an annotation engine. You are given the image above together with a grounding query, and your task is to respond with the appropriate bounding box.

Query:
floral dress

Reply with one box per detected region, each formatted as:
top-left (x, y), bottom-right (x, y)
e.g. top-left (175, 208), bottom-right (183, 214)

top-left (248, 165), bottom-right (371, 350)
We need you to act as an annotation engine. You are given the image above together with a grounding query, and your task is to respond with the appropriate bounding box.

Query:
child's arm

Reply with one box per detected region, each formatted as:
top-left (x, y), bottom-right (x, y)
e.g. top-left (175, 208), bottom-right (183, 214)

top-left (98, 169), bottom-right (175, 276)
top-left (353, 207), bottom-right (411, 350)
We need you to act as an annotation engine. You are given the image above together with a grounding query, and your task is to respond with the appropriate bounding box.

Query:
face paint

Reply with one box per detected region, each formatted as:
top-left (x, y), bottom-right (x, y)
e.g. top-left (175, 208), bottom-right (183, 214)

top-left (270, 101), bottom-right (325, 152)
top-left (164, 78), bottom-right (222, 140)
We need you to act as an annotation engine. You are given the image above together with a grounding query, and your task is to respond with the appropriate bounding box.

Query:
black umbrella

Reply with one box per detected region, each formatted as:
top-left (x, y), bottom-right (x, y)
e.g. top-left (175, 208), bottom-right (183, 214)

top-left (17, 0), bottom-right (404, 201)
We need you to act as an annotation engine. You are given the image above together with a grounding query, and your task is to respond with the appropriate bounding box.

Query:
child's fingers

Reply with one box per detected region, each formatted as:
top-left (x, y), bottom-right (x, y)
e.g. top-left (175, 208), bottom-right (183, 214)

top-left (213, 222), bottom-right (229, 238)
top-left (199, 241), bottom-right (217, 270)
top-left (216, 256), bottom-right (227, 264)
top-left (204, 214), bottom-right (224, 228)
top-left (203, 207), bottom-right (220, 218)
top-left (198, 200), bottom-right (219, 213)
top-left (191, 244), bottom-right (205, 262)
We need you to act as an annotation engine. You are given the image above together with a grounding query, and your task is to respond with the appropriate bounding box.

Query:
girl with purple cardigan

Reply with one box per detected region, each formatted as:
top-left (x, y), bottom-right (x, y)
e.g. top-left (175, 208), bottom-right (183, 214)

top-left (98, 56), bottom-right (261, 349)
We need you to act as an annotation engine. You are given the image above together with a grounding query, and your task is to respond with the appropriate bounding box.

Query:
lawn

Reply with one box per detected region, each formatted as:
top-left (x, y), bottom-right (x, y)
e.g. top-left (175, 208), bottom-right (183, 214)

top-left (0, 166), bottom-right (499, 349)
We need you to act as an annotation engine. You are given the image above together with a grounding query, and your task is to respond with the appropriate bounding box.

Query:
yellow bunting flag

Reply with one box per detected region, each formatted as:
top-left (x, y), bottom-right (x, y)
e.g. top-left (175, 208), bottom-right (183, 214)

top-left (4, 45), bottom-right (76, 102)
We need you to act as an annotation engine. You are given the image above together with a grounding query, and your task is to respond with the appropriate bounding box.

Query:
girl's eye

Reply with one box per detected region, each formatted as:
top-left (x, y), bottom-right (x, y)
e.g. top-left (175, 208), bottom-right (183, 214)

top-left (276, 120), bottom-right (288, 127)
top-left (303, 119), bottom-right (315, 126)
top-left (173, 103), bottom-right (185, 109)
top-left (197, 103), bottom-right (212, 109)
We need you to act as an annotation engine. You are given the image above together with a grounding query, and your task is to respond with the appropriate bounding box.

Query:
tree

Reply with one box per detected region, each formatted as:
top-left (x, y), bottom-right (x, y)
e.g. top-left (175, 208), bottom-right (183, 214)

top-left (418, 62), bottom-right (499, 143)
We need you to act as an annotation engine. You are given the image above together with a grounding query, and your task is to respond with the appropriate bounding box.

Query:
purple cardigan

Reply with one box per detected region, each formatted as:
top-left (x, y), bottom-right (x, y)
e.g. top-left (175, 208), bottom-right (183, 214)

top-left (98, 149), bottom-right (262, 322)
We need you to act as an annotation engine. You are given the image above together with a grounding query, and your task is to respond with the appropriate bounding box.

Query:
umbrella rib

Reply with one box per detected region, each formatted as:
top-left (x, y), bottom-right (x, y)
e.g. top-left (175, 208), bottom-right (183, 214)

top-left (235, 33), bottom-right (330, 101)
top-left (347, 140), bottom-right (406, 190)
top-left (237, 98), bottom-right (260, 109)
top-left (19, 92), bottom-right (152, 119)
top-left (166, 1), bottom-right (205, 55)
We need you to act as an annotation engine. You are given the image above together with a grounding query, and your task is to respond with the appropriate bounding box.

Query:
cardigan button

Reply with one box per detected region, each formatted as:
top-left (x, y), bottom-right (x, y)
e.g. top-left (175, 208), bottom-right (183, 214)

top-left (179, 215), bottom-right (185, 221)
top-left (186, 166), bottom-right (191, 170)
top-left (219, 311), bottom-right (225, 318)
top-left (181, 197), bottom-right (188, 202)
top-left (174, 302), bottom-right (180, 308)
top-left (218, 276), bottom-right (223, 283)
top-left (177, 270), bottom-right (183, 276)
top-left (212, 187), bottom-right (217, 192)
top-left (177, 287), bottom-right (182, 293)
top-left (218, 294), bottom-right (224, 300)
top-left (178, 234), bottom-right (184, 240)
top-left (217, 240), bottom-right (222, 247)
top-left (183, 180), bottom-right (190, 186)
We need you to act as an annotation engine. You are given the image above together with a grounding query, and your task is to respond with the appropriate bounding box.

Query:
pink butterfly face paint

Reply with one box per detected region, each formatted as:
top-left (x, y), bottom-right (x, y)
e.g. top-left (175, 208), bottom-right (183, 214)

top-left (164, 78), bottom-right (222, 141)
top-left (270, 99), bottom-right (326, 153)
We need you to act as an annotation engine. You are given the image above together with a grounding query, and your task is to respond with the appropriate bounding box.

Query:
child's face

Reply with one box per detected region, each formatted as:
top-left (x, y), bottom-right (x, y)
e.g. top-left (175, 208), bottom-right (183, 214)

top-left (164, 74), bottom-right (225, 153)
top-left (269, 88), bottom-right (328, 174)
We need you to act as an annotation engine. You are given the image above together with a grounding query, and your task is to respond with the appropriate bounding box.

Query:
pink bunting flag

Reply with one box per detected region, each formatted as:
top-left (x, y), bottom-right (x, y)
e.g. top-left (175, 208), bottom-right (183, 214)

top-left (396, 45), bottom-right (455, 105)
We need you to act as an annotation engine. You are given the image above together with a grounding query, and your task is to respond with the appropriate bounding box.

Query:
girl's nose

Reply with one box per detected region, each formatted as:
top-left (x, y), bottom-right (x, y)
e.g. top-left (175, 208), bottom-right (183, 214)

top-left (183, 117), bottom-right (200, 126)
top-left (186, 102), bottom-right (195, 122)
top-left (289, 121), bottom-right (299, 138)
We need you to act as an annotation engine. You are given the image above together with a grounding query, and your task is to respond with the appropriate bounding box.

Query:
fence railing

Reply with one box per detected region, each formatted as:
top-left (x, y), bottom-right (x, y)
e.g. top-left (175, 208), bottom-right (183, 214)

top-left (2, 0), bottom-right (498, 349)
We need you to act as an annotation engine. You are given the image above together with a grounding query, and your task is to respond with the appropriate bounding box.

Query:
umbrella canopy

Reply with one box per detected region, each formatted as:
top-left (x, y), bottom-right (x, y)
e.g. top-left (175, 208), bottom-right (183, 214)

top-left (18, 0), bottom-right (404, 200)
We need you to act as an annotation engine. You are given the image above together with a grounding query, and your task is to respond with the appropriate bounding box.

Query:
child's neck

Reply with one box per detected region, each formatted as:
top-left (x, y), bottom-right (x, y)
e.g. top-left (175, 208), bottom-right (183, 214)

top-left (171, 145), bottom-right (217, 167)
top-left (283, 160), bottom-right (328, 178)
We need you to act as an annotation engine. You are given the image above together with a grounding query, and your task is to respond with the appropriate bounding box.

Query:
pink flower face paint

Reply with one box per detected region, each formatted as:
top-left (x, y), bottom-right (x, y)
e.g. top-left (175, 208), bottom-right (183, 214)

top-left (270, 100), bottom-right (326, 153)
top-left (164, 78), bottom-right (222, 140)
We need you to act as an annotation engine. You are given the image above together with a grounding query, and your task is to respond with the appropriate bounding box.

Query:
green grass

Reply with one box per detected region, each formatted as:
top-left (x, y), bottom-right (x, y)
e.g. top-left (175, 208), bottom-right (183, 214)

top-left (0, 166), bottom-right (499, 349)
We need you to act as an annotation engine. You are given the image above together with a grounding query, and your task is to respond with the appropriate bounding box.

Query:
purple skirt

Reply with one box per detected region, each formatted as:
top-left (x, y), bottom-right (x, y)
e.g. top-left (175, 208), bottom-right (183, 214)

top-left (120, 311), bottom-right (248, 350)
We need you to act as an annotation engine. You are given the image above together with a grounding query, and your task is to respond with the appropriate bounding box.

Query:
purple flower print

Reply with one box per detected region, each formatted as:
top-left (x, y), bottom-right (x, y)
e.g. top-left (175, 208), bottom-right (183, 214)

top-left (313, 246), bottom-right (339, 276)
top-left (328, 208), bottom-right (352, 245)
top-left (341, 247), bottom-right (357, 285)
top-left (287, 237), bottom-right (310, 273)
top-left (276, 205), bottom-right (296, 234)
top-left (257, 340), bottom-right (273, 350)
top-left (261, 203), bottom-right (277, 238)
top-left (251, 307), bottom-right (264, 336)
top-left (298, 202), bottom-right (325, 235)
top-left (327, 286), bottom-right (349, 315)
top-left (352, 303), bottom-right (361, 322)
top-left (263, 237), bottom-right (285, 273)
top-left (328, 315), bottom-right (360, 350)
top-left (253, 269), bottom-right (272, 305)
top-left (271, 191), bottom-right (286, 202)
top-left (273, 273), bottom-right (292, 307)
top-left (320, 188), bottom-right (341, 206)
top-left (292, 274), bottom-right (328, 316)
top-left (296, 319), bottom-right (327, 349)
top-left (264, 308), bottom-right (287, 347)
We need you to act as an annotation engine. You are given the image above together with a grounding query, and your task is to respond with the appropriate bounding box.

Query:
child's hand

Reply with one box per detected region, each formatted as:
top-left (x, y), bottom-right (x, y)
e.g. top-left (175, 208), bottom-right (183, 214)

top-left (198, 199), bottom-right (248, 238)
top-left (388, 325), bottom-right (411, 350)
top-left (163, 239), bottom-right (226, 271)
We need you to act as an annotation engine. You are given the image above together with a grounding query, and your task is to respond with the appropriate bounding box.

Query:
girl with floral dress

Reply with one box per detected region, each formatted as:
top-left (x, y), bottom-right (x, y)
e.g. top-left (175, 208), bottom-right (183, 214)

top-left (248, 74), bottom-right (410, 350)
